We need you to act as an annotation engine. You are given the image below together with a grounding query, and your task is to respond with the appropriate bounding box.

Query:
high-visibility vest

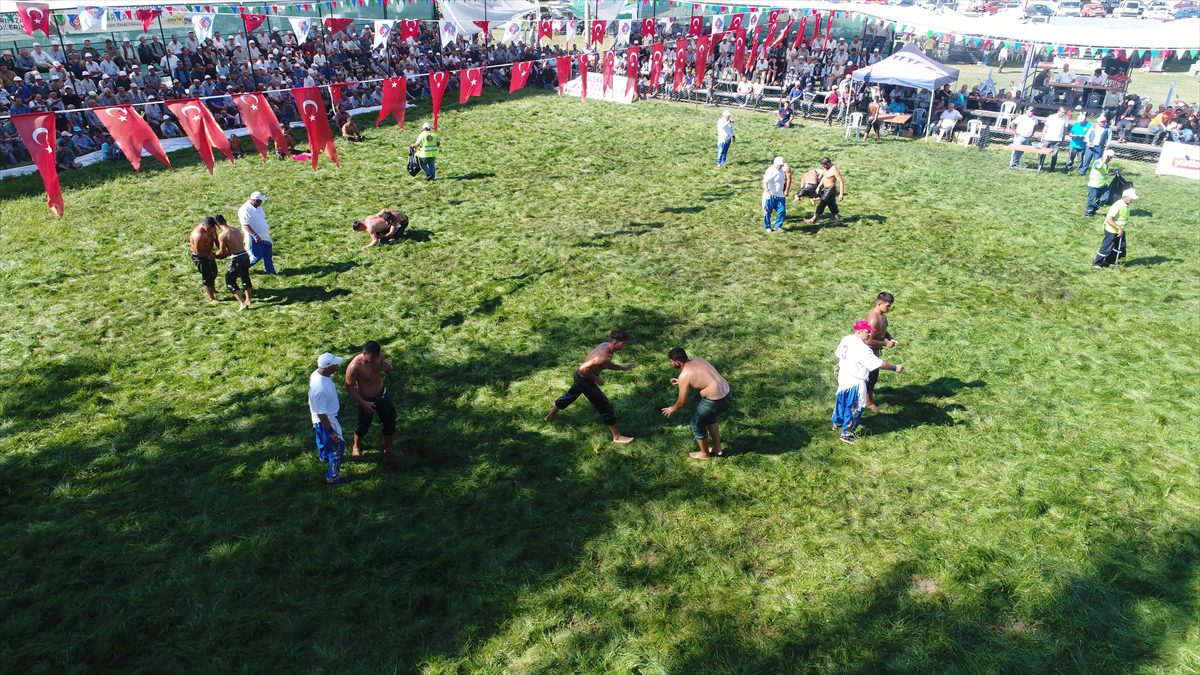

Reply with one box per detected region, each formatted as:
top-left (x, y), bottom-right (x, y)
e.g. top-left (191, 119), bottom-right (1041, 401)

top-left (1088, 161), bottom-right (1112, 188)
top-left (1106, 202), bottom-right (1128, 234)
top-left (415, 131), bottom-right (439, 158)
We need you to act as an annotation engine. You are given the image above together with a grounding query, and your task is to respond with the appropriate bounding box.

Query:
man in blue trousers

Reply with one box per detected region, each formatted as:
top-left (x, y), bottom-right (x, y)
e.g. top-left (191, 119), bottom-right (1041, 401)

top-left (238, 191), bottom-right (276, 274)
top-left (308, 352), bottom-right (345, 485)
top-left (762, 156), bottom-right (791, 232)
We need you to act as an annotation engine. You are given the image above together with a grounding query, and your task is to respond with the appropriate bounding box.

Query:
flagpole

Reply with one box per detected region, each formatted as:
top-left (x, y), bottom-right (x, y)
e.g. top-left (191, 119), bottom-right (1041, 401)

top-left (156, 14), bottom-right (168, 48)
top-left (53, 14), bottom-right (69, 63)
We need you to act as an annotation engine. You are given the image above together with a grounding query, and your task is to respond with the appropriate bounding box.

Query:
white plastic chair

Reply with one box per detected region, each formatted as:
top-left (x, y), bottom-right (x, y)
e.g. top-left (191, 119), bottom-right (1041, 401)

top-left (844, 112), bottom-right (864, 139)
top-left (994, 100), bottom-right (1017, 130)
top-left (960, 118), bottom-right (984, 145)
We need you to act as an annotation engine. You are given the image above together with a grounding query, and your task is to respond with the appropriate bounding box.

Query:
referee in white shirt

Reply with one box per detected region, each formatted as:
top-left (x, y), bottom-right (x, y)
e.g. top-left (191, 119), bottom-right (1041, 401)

top-left (309, 352), bottom-right (345, 485)
top-left (238, 191), bottom-right (276, 274)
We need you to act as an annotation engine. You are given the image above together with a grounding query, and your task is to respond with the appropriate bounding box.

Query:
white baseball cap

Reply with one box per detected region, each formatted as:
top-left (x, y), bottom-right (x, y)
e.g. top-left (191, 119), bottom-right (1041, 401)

top-left (773, 156), bottom-right (785, 166)
top-left (1122, 188), bottom-right (1138, 200)
top-left (317, 352), bottom-right (343, 368)
top-left (422, 122), bottom-right (431, 130)
top-left (250, 191), bottom-right (266, 201)
top-left (1103, 148), bottom-right (1116, 158)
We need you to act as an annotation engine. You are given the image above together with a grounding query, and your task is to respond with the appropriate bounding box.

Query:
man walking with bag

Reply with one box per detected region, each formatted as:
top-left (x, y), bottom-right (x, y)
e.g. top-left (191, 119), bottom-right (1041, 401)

top-left (410, 122), bottom-right (439, 181)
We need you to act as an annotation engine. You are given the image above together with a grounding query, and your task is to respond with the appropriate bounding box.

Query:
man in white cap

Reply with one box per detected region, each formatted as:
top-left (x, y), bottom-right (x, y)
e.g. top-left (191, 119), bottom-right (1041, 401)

top-left (1084, 148), bottom-right (1117, 217)
top-left (1093, 188), bottom-right (1136, 269)
top-left (309, 352), bottom-right (346, 484)
top-left (410, 122), bottom-right (439, 180)
top-left (762, 156), bottom-right (791, 232)
top-left (237, 191), bottom-right (276, 274)
top-left (716, 110), bottom-right (734, 167)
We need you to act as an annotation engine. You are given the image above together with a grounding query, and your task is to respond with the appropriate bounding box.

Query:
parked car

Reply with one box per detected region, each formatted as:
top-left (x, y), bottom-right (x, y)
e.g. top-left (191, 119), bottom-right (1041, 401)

top-left (1173, 4), bottom-right (1200, 14)
top-left (1114, 0), bottom-right (1144, 14)
top-left (1058, 0), bottom-right (1084, 13)
top-left (1081, 2), bottom-right (1109, 13)
top-left (1026, 2), bottom-right (1056, 18)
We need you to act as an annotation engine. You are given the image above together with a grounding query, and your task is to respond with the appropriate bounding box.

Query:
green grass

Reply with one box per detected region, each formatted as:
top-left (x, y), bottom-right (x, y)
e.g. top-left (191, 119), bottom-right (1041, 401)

top-left (1, 91), bottom-right (1199, 673)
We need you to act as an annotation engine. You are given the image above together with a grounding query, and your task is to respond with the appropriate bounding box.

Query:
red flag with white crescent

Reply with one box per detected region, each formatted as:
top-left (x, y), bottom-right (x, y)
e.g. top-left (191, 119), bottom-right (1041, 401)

top-left (11, 112), bottom-right (63, 217)
top-left (649, 43), bottom-right (665, 89)
top-left (733, 29), bottom-right (747, 73)
top-left (165, 98), bottom-right (233, 173)
top-left (811, 12), bottom-right (821, 45)
top-left (641, 18), bottom-right (655, 39)
top-left (695, 35), bottom-right (710, 86)
top-left (459, 67), bottom-right (483, 105)
top-left (688, 15), bottom-right (702, 37)
top-left (241, 13), bottom-right (266, 33)
top-left (428, 71), bottom-right (449, 129)
top-left (537, 19), bottom-right (554, 42)
top-left (765, 14), bottom-right (779, 46)
top-left (135, 8), bottom-right (161, 32)
top-left (472, 20), bottom-right (490, 38)
top-left (774, 18), bottom-right (793, 47)
top-left (589, 20), bottom-right (606, 46)
top-left (823, 13), bottom-right (834, 50)
top-left (794, 17), bottom-right (807, 49)
top-left (323, 17), bottom-right (354, 34)
top-left (290, 86), bottom-right (338, 169)
top-left (672, 39), bottom-right (686, 92)
top-left (556, 55), bottom-right (571, 93)
top-left (602, 50), bottom-right (615, 94)
top-left (625, 48), bottom-right (640, 96)
top-left (377, 76), bottom-right (407, 127)
top-left (96, 105), bottom-right (171, 172)
top-left (747, 28), bottom-right (760, 74)
top-left (510, 60), bottom-right (532, 93)
top-left (728, 13), bottom-right (745, 32)
top-left (399, 19), bottom-right (419, 42)
top-left (16, 2), bottom-right (52, 37)
top-left (576, 54), bottom-right (588, 101)
top-left (233, 92), bottom-right (288, 160)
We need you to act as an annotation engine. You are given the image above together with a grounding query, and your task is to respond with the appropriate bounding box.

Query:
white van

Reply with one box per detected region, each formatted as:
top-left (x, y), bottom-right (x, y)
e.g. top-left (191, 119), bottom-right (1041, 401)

top-left (1058, 0), bottom-right (1083, 13)
top-left (1114, 0), bottom-right (1143, 15)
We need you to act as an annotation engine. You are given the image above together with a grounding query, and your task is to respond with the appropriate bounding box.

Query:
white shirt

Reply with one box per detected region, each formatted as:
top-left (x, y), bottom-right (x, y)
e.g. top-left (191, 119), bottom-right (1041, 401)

top-left (763, 165), bottom-right (788, 198)
top-left (835, 334), bottom-right (883, 392)
top-left (717, 117), bottom-right (734, 143)
top-left (238, 201), bottom-right (272, 243)
top-left (1042, 113), bottom-right (1069, 142)
top-left (1053, 70), bottom-right (1074, 84)
top-left (308, 370), bottom-right (342, 436)
top-left (1012, 114), bottom-right (1038, 138)
top-left (938, 108), bottom-right (962, 127)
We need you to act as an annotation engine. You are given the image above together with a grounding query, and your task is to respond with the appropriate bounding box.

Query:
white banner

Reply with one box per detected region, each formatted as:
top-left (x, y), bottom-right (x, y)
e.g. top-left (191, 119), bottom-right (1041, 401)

top-left (439, 19), bottom-right (457, 47)
top-left (562, 73), bottom-right (635, 105)
top-left (1155, 141), bottom-right (1200, 181)
top-left (192, 13), bottom-right (215, 42)
top-left (435, 0), bottom-right (537, 36)
top-left (75, 6), bottom-right (106, 32)
top-left (373, 19), bottom-right (393, 50)
top-left (564, 18), bottom-right (576, 43)
top-left (615, 19), bottom-right (631, 45)
top-left (290, 17), bottom-right (313, 45)
top-left (502, 20), bottom-right (521, 44)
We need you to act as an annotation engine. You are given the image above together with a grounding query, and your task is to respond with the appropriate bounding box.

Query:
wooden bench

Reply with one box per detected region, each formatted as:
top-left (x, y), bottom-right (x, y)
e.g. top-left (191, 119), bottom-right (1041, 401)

top-left (1007, 143), bottom-right (1055, 173)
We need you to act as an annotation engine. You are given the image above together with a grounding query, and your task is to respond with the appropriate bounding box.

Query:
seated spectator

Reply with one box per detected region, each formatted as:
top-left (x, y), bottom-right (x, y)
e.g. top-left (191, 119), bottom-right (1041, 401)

top-left (750, 77), bottom-right (765, 106)
top-left (934, 102), bottom-right (963, 141)
top-left (776, 100), bottom-right (793, 128)
top-left (99, 134), bottom-right (121, 160)
top-left (1147, 108), bottom-right (1172, 145)
top-left (56, 133), bottom-right (80, 169)
top-left (734, 77), bottom-right (752, 107)
top-left (70, 130), bottom-right (98, 154)
top-left (160, 117), bottom-right (183, 138)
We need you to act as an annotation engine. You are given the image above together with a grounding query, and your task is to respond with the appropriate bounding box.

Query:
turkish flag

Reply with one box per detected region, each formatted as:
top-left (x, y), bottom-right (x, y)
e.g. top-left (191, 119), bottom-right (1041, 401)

top-left (291, 86), bottom-right (338, 169)
top-left (510, 60), bottom-right (532, 93)
top-left (728, 13), bottom-right (745, 32)
top-left (242, 13), bottom-right (266, 33)
top-left (733, 29), bottom-right (747, 73)
top-left (16, 3), bottom-right (52, 38)
top-left (399, 19), bottom-right (419, 42)
top-left (794, 17), bottom-right (807, 49)
top-left (695, 36), bottom-right (710, 86)
top-left (649, 43), bottom-right (665, 90)
top-left (811, 12), bottom-right (821, 45)
top-left (589, 20), bottom-right (606, 46)
top-left (641, 18), bottom-right (655, 38)
top-left (672, 40), bottom-right (686, 92)
top-left (625, 48), bottom-right (640, 96)
top-left (233, 92), bottom-right (289, 160)
top-left (329, 82), bottom-right (350, 109)
top-left (11, 112), bottom-right (63, 217)
top-left (428, 71), bottom-right (449, 130)
top-left (688, 15), bottom-right (702, 37)
top-left (377, 76), bottom-right (407, 127)
top-left (823, 13), bottom-right (833, 50)
top-left (601, 50), bottom-right (615, 94)
top-left (537, 19), bottom-right (554, 42)
top-left (774, 18), bottom-right (793, 47)
top-left (165, 98), bottom-right (233, 174)
top-left (96, 105), bottom-right (170, 172)
top-left (324, 17), bottom-right (354, 34)
top-left (135, 8), bottom-right (161, 32)
top-left (747, 29), bottom-right (760, 74)
top-left (556, 55), bottom-right (571, 93)
top-left (459, 67), bottom-right (483, 104)
top-left (765, 15), bottom-right (778, 46)
top-left (576, 54), bottom-right (588, 102)
top-left (472, 20), bottom-right (490, 40)
top-left (769, 9), bottom-right (781, 25)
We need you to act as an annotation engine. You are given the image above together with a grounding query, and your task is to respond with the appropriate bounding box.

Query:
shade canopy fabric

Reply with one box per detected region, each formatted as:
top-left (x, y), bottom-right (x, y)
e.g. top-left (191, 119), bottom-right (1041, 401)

top-left (852, 44), bottom-right (960, 91)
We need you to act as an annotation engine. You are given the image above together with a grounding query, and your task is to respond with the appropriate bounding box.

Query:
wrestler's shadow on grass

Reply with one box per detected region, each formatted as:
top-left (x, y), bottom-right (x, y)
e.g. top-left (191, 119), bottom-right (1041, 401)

top-left (662, 205), bottom-right (706, 214)
top-left (254, 285), bottom-right (351, 305)
top-left (439, 267), bottom-right (559, 328)
top-left (590, 221), bottom-right (665, 240)
top-left (667, 521), bottom-right (1200, 672)
top-left (1122, 255), bottom-right (1181, 268)
top-left (277, 260), bottom-right (358, 277)
top-left (863, 377), bottom-right (985, 437)
top-left (401, 228), bottom-right (434, 243)
top-left (446, 172), bottom-right (496, 181)
top-left (0, 357), bottom-right (116, 429)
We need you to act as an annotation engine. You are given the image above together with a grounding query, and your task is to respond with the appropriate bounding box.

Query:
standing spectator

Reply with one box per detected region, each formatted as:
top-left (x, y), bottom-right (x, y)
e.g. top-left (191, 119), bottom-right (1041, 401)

top-left (1040, 106), bottom-right (1070, 172)
top-left (308, 352), bottom-right (346, 485)
top-left (410, 122), bottom-right (439, 181)
top-left (832, 320), bottom-right (903, 444)
top-left (1092, 188), bottom-right (1136, 269)
top-left (1065, 110), bottom-right (1091, 173)
top-left (716, 111), bottom-right (735, 167)
top-left (1078, 116), bottom-right (1111, 176)
top-left (237, 191), bottom-right (276, 274)
top-left (1084, 149), bottom-right (1116, 217)
top-left (1008, 107), bottom-right (1038, 168)
top-left (762, 156), bottom-right (791, 233)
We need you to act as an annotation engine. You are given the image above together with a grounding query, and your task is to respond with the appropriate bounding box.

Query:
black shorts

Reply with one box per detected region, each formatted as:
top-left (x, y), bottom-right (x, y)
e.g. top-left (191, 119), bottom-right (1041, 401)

top-left (867, 348), bottom-right (881, 392)
top-left (554, 370), bottom-right (616, 426)
top-left (796, 183), bottom-right (818, 198)
top-left (225, 252), bottom-right (252, 293)
top-left (355, 388), bottom-right (397, 437)
top-left (191, 253), bottom-right (217, 287)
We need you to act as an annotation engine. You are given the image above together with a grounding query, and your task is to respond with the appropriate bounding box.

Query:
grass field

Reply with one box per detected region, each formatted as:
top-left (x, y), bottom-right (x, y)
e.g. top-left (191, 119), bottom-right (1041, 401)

top-left (1, 91), bottom-right (1199, 673)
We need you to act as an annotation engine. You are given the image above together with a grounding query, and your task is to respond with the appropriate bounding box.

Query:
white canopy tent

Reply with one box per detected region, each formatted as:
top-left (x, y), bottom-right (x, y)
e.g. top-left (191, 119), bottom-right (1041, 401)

top-left (852, 44), bottom-right (959, 135)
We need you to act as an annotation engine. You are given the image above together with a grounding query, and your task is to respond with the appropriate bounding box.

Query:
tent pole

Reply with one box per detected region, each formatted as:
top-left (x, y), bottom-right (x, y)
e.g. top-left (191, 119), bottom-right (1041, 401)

top-left (928, 92), bottom-right (934, 138)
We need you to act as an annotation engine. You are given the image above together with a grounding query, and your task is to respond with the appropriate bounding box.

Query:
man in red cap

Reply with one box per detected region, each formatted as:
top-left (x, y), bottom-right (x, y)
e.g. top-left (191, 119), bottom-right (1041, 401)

top-left (833, 320), bottom-right (904, 444)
